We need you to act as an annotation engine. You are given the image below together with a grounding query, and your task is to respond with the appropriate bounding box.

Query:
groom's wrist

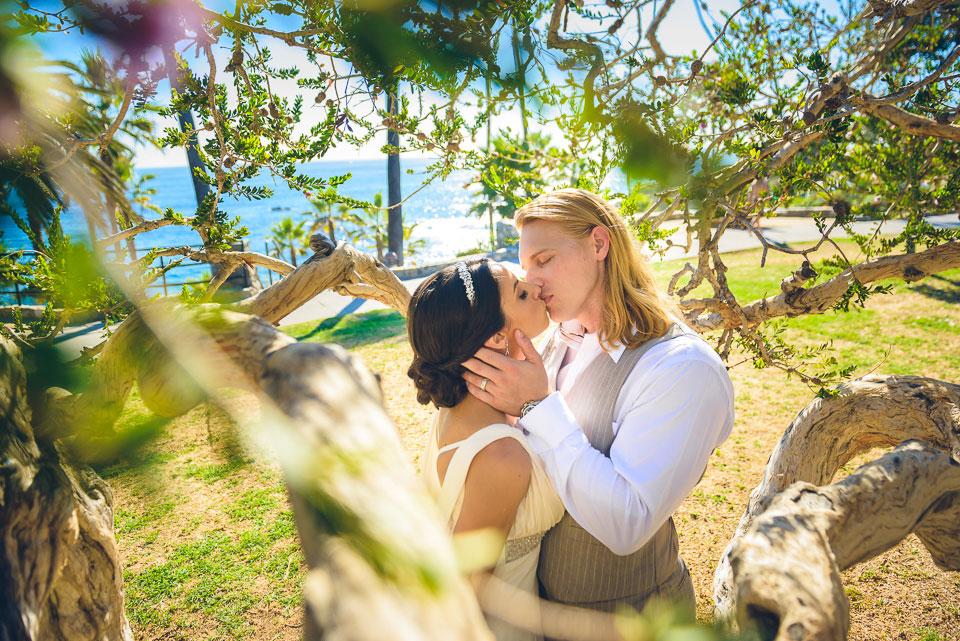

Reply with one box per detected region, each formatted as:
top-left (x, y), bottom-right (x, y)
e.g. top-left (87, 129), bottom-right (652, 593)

top-left (518, 392), bottom-right (580, 449)
top-left (519, 398), bottom-right (543, 418)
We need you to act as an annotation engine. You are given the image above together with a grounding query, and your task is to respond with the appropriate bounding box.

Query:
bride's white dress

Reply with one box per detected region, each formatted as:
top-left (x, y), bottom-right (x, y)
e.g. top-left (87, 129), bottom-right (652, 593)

top-left (422, 415), bottom-right (565, 641)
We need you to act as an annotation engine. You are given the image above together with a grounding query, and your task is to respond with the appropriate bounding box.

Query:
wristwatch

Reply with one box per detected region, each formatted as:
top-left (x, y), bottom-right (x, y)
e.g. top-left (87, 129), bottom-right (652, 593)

top-left (519, 399), bottom-right (542, 418)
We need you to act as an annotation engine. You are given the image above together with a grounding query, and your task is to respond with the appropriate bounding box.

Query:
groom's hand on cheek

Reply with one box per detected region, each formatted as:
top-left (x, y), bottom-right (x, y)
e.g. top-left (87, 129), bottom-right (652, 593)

top-left (462, 330), bottom-right (550, 416)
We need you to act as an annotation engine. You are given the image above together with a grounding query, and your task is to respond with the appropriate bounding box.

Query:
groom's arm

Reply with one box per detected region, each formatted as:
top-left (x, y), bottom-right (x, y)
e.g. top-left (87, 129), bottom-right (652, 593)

top-left (520, 347), bottom-right (734, 556)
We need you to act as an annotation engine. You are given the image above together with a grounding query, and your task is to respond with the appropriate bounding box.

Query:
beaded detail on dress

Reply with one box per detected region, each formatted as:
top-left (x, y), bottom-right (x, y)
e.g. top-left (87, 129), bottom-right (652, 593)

top-left (504, 531), bottom-right (546, 563)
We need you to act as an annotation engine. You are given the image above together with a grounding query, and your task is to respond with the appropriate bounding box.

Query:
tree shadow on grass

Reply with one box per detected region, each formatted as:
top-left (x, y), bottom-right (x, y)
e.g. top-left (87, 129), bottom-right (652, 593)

top-left (285, 309), bottom-right (407, 349)
top-left (910, 274), bottom-right (960, 305)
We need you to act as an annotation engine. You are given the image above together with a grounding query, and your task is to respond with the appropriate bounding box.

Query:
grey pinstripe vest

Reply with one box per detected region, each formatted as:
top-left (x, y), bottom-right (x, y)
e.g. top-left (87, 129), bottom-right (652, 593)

top-left (537, 323), bottom-right (692, 611)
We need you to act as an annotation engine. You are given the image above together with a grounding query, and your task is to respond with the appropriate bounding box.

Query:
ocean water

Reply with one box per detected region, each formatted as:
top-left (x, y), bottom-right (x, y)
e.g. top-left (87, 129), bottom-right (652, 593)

top-left (1, 157), bottom-right (506, 287)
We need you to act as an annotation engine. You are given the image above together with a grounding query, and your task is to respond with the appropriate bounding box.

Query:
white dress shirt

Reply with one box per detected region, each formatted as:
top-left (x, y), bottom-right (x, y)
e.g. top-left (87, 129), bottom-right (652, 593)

top-left (520, 320), bottom-right (735, 556)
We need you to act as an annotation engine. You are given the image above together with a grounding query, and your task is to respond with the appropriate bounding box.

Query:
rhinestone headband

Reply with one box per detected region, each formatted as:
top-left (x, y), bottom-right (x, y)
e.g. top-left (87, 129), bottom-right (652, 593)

top-left (455, 262), bottom-right (476, 305)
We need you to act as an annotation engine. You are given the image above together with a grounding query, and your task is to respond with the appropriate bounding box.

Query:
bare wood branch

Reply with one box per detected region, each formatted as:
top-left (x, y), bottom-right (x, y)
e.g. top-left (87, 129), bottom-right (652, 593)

top-left (861, 102), bottom-right (960, 140)
top-left (667, 262), bottom-right (695, 297)
top-left (780, 261), bottom-right (818, 295)
top-left (0, 323), bottom-right (35, 351)
top-left (848, 15), bottom-right (922, 81)
top-left (95, 217), bottom-right (184, 250)
top-left (729, 440), bottom-right (960, 640)
top-left (855, 43), bottom-right (960, 107)
top-left (720, 131), bottom-right (824, 195)
top-left (599, 0), bottom-right (676, 95)
top-left (719, 199), bottom-right (838, 262)
top-left (200, 260), bottom-right (239, 302)
top-left (98, 74), bottom-right (137, 155)
top-left (687, 241), bottom-right (960, 332)
top-left (196, 6), bottom-right (334, 51)
top-left (696, 1), bottom-right (755, 65)
top-left (644, 0), bottom-right (674, 62)
top-left (546, 0), bottom-right (605, 113)
top-left (260, 342), bottom-right (491, 640)
top-left (675, 250), bottom-right (711, 299)
top-left (714, 374), bottom-right (960, 621)
top-left (153, 246), bottom-right (294, 275)
top-left (867, 0), bottom-right (955, 18)
top-left (677, 297), bottom-right (723, 313)
top-left (648, 197), bottom-right (682, 232)
top-left (232, 242), bottom-right (411, 324)
top-left (44, 74), bottom-right (138, 173)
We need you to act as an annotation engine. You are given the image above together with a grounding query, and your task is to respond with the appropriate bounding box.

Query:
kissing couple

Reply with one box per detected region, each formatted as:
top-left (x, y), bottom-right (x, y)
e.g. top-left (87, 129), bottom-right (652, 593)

top-left (407, 189), bottom-right (735, 640)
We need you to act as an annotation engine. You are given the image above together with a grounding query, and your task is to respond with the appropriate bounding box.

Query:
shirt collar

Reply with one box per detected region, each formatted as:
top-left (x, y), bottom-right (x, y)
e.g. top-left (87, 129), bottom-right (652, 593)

top-left (557, 320), bottom-right (584, 348)
top-left (558, 320), bottom-right (627, 363)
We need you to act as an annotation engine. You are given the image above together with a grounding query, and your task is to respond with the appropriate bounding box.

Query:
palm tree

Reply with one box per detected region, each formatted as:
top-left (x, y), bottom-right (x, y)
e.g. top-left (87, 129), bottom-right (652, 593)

top-left (386, 90), bottom-right (403, 264)
top-left (302, 198), bottom-right (335, 241)
top-left (268, 217), bottom-right (308, 267)
top-left (1, 50), bottom-right (147, 253)
top-left (341, 192), bottom-right (386, 261)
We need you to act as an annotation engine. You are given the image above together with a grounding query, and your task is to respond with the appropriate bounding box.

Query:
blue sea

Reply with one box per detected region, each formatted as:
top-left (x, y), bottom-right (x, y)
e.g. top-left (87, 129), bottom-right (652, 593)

top-left (3, 156), bottom-right (629, 295)
top-left (1, 157), bottom-right (511, 290)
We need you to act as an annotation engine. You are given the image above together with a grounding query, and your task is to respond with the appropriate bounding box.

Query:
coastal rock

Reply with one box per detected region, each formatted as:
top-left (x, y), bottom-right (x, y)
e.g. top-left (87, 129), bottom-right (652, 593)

top-left (496, 221), bottom-right (518, 248)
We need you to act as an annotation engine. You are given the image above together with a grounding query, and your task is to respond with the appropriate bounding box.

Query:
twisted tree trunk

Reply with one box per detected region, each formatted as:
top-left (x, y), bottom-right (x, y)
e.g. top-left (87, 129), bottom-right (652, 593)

top-left (714, 375), bottom-right (960, 622)
top-left (0, 339), bottom-right (132, 641)
top-left (260, 342), bottom-right (490, 640)
top-left (728, 440), bottom-right (960, 641)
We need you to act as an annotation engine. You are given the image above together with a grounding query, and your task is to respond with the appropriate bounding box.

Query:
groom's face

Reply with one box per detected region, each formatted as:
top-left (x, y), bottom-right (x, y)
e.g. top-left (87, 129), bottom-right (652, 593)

top-left (518, 220), bottom-right (605, 325)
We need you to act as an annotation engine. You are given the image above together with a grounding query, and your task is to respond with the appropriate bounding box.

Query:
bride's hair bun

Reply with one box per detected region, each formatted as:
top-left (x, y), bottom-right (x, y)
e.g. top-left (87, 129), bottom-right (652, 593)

top-left (407, 357), bottom-right (465, 408)
top-left (407, 259), bottom-right (505, 408)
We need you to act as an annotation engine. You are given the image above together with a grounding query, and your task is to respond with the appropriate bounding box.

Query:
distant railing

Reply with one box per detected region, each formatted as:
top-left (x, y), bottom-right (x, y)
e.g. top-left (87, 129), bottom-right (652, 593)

top-left (1, 241), bottom-right (287, 305)
top-left (1, 244), bottom-right (212, 305)
top-left (100, 244), bottom-right (213, 297)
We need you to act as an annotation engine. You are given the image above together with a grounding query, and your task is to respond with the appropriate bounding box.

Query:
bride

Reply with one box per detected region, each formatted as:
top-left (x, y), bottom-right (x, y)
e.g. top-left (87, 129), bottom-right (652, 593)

top-left (407, 258), bottom-right (564, 640)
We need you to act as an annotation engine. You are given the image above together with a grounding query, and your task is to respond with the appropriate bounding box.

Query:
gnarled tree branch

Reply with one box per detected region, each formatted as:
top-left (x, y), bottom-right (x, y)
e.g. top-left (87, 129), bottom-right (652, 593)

top-left (546, 0), bottom-right (605, 115)
top-left (95, 217), bottom-right (186, 250)
top-left (729, 440), bottom-right (960, 641)
top-left (867, 0), bottom-right (955, 18)
top-left (152, 246), bottom-right (294, 275)
top-left (861, 102), bottom-right (960, 140)
top-left (714, 374), bottom-right (960, 622)
top-left (687, 240), bottom-right (960, 332)
top-left (232, 240), bottom-right (411, 324)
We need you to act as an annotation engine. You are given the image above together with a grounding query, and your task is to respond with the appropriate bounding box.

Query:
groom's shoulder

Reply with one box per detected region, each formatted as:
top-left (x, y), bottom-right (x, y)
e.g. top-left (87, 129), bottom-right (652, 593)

top-left (642, 331), bottom-right (727, 373)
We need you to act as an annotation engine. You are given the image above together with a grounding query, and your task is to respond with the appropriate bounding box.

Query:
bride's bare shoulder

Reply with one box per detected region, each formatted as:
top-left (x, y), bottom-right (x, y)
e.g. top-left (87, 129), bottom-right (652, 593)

top-left (470, 432), bottom-right (531, 480)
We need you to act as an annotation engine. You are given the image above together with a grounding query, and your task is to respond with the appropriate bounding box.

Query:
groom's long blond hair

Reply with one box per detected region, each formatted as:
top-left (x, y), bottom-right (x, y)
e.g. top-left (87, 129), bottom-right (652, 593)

top-left (515, 188), bottom-right (677, 350)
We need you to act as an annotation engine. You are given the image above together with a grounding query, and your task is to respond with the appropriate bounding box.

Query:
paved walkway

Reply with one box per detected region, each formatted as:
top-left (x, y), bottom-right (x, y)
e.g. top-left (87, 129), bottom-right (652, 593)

top-left (53, 214), bottom-right (959, 359)
top-left (279, 213), bottom-right (959, 324)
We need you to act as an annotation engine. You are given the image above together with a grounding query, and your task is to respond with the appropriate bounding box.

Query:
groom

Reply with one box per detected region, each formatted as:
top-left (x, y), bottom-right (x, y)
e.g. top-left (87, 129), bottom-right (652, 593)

top-left (463, 188), bottom-right (734, 615)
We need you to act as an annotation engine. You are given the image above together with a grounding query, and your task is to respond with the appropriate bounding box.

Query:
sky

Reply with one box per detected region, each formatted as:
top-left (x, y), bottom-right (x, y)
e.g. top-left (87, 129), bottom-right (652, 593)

top-left (31, 0), bottom-right (746, 168)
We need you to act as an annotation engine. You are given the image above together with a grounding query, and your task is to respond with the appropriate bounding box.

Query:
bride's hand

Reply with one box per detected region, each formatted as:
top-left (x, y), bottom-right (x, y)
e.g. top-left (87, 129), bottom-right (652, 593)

top-left (461, 329), bottom-right (549, 416)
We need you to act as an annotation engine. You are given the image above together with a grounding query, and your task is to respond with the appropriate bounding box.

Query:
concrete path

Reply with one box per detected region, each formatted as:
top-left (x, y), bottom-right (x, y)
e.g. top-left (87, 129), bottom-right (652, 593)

top-left (53, 213), bottom-right (959, 359)
top-left (279, 213), bottom-right (959, 325)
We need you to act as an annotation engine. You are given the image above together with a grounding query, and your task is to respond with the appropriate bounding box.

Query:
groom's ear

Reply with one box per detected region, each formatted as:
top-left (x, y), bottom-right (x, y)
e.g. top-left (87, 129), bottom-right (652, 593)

top-left (484, 331), bottom-right (507, 351)
top-left (590, 225), bottom-right (611, 261)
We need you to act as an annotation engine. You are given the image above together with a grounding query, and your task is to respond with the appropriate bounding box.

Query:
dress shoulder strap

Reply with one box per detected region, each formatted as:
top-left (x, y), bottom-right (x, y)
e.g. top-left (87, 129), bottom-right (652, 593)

top-left (437, 424), bottom-right (528, 520)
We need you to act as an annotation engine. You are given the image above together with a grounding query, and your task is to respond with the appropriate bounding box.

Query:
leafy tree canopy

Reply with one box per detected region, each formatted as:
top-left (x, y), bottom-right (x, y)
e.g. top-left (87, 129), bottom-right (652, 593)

top-left (0, 0), bottom-right (958, 388)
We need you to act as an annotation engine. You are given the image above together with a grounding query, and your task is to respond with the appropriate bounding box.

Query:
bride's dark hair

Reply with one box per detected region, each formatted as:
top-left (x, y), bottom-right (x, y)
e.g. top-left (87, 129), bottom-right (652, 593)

top-left (407, 258), bottom-right (505, 408)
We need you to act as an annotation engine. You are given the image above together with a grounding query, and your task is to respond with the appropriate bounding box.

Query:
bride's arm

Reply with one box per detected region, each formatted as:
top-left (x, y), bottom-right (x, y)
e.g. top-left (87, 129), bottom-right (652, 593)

top-left (452, 438), bottom-right (532, 570)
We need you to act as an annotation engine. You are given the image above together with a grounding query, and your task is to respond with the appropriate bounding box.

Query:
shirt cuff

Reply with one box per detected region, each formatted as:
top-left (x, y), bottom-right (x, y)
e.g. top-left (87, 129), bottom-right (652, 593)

top-left (518, 391), bottom-right (581, 450)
